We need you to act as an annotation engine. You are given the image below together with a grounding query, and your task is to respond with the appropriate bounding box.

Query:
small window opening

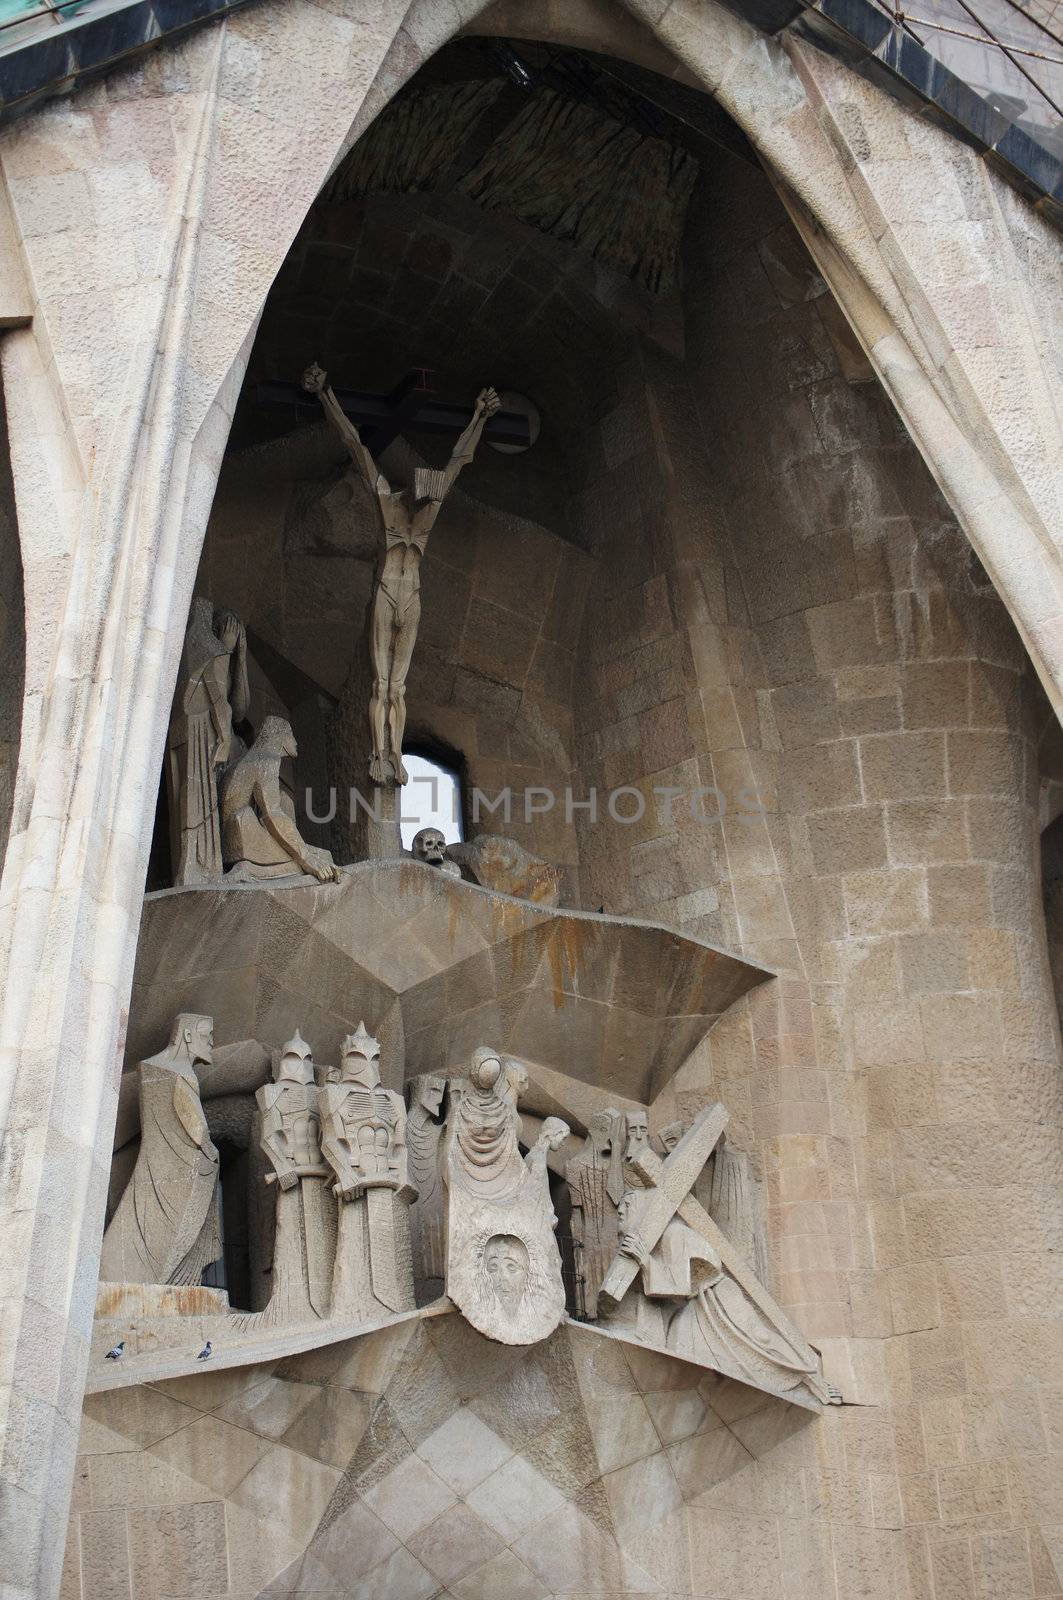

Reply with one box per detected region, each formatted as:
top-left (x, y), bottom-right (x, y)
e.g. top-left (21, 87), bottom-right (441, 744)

top-left (400, 748), bottom-right (464, 852)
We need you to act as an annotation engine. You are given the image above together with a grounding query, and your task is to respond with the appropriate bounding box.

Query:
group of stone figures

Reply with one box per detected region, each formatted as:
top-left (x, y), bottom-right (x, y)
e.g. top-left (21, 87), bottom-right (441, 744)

top-left (166, 600), bottom-right (338, 888)
top-left (166, 363), bottom-right (502, 885)
top-left (164, 599), bottom-right (560, 900)
top-left (101, 1013), bottom-right (834, 1407)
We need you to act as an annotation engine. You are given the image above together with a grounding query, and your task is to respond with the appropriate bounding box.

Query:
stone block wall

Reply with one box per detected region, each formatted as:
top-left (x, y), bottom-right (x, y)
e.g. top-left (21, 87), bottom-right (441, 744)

top-left (61, 1312), bottom-right (823, 1600)
top-left (589, 149), bottom-right (1063, 1598)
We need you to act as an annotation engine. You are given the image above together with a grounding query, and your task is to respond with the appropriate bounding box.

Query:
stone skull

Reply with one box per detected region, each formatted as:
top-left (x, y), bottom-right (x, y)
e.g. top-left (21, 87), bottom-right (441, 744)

top-left (412, 827), bottom-right (448, 866)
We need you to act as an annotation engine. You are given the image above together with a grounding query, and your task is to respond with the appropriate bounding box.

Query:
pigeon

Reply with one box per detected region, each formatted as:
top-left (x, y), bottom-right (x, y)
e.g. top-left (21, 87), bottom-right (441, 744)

top-left (104, 1341), bottom-right (124, 1361)
top-left (196, 1341), bottom-right (213, 1361)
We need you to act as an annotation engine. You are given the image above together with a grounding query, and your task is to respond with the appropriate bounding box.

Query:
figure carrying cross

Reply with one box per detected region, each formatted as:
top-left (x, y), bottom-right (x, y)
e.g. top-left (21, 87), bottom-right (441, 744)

top-left (302, 362), bottom-right (501, 785)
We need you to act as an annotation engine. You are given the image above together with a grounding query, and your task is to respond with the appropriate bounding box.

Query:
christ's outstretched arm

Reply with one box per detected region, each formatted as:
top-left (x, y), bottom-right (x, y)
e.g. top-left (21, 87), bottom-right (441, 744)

top-left (302, 363), bottom-right (389, 499)
top-left (441, 386), bottom-right (501, 494)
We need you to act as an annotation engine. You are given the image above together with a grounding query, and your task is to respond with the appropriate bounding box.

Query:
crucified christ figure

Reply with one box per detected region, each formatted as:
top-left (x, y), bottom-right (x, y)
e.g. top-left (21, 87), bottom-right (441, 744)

top-left (303, 363), bottom-right (501, 784)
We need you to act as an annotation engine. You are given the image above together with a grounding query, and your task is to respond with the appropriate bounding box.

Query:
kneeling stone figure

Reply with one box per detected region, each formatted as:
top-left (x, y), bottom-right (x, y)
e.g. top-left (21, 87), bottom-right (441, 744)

top-left (221, 716), bottom-right (337, 883)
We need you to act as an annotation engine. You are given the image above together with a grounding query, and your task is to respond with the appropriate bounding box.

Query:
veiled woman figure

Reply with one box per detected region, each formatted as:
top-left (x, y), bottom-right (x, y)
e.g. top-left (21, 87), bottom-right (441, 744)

top-left (448, 1046), bottom-right (525, 1203)
top-left (167, 598), bottom-right (250, 886)
top-left (100, 1014), bottom-right (222, 1286)
top-left (445, 1047), bottom-right (568, 1345)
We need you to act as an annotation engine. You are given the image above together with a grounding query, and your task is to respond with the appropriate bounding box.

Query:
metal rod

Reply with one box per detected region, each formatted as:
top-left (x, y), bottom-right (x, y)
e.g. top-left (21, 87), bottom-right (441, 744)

top-left (897, 11), bottom-right (1063, 63)
top-left (948, 0), bottom-right (1063, 117)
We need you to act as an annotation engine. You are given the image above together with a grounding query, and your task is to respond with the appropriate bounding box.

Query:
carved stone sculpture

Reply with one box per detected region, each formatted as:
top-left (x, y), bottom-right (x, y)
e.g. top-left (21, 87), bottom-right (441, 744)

top-left (303, 363), bottom-right (500, 785)
top-left (623, 1107), bottom-right (651, 1186)
top-left (167, 599), bottom-right (250, 886)
top-left (319, 1023), bottom-right (416, 1320)
top-left (100, 1015), bottom-right (222, 1286)
top-left (661, 1222), bottom-right (825, 1402)
top-left (645, 1121), bottom-right (770, 1284)
top-left (601, 1105), bottom-right (830, 1405)
top-left (221, 716), bottom-right (338, 882)
top-left (448, 833), bottom-right (563, 905)
top-left (505, 1059), bottom-right (529, 1108)
top-left (525, 1116), bottom-right (570, 1192)
top-left (566, 1107), bottom-right (626, 1320)
top-left (257, 1031), bottom-right (334, 1323)
top-left (411, 827), bottom-right (461, 878)
top-left (406, 1072), bottom-right (448, 1304)
top-left (445, 1045), bottom-right (567, 1345)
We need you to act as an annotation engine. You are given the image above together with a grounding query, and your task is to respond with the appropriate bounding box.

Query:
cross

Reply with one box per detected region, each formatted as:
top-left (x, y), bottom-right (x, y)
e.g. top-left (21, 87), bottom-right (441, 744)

top-left (255, 369), bottom-right (531, 456)
top-left (599, 1102), bottom-right (728, 1309)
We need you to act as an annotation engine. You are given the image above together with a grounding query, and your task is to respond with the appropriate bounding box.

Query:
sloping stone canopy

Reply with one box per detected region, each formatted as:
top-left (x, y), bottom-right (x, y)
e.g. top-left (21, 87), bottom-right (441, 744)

top-left (129, 862), bottom-right (771, 1106)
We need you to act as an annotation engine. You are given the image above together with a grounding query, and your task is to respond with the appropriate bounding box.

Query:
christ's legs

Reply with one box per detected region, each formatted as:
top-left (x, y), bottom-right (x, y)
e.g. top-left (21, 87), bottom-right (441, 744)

top-left (387, 591), bottom-right (420, 785)
top-left (369, 587), bottom-right (398, 785)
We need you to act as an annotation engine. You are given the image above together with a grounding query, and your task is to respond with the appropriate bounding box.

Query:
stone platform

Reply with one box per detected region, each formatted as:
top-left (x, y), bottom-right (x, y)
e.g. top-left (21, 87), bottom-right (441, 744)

top-left (129, 861), bottom-right (772, 1104)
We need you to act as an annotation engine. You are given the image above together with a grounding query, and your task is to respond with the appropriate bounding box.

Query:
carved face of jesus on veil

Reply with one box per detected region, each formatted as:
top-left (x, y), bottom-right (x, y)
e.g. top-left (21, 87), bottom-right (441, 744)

top-left (483, 1234), bottom-right (529, 1317)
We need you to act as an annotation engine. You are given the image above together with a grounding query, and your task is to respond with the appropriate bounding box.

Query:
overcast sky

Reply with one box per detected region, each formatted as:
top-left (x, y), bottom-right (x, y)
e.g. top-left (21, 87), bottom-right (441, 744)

top-left (399, 753), bottom-right (463, 849)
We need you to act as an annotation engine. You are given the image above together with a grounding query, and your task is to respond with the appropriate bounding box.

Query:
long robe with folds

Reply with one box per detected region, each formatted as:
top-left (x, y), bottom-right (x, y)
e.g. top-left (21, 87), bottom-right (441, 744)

top-left (445, 1075), bottom-right (565, 1345)
top-left (448, 1077), bottom-right (525, 1202)
top-left (167, 613), bottom-right (233, 886)
top-left (406, 1094), bottom-right (447, 1304)
top-left (100, 1055), bottom-right (220, 1286)
top-left (567, 1153), bottom-right (619, 1321)
top-left (646, 1218), bottom-right (823, 1398)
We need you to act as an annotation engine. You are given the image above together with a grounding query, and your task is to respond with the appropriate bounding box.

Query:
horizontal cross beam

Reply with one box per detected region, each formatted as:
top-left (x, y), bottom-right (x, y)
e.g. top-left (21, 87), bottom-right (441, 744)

top-left (255, 377), bottom-right (532, 452)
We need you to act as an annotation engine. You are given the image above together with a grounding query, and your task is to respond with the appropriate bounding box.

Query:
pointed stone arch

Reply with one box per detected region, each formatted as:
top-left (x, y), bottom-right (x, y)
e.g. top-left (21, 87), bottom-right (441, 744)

top-left (0, 0), bottom-right (1059, 1593)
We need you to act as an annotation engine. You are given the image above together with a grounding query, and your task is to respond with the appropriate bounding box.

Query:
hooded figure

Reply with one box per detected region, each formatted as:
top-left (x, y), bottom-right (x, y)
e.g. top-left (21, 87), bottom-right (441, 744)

top-left (167, 599), bottom-right (250, 886)
top-left (448, 1046), bottom-right (525, 1204)
top-left (101, 1014), bottom-right (221, 1286)
top-left (445, 1046), bottom-right (567, 1346)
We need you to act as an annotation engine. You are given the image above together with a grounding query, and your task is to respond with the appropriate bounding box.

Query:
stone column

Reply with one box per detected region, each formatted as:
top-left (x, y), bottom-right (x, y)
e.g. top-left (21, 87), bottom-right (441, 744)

top-left (0, 7), bottom-right (431, 1593)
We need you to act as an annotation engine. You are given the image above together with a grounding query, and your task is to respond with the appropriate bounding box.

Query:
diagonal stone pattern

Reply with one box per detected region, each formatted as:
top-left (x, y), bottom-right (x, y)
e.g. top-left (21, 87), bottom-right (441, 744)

top-left (65, 1310), bottom-right (814, 1600)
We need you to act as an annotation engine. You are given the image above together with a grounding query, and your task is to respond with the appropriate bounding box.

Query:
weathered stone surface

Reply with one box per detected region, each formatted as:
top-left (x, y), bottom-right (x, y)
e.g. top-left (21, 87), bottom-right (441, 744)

top-left (222, 718), bottom-right (338, 883)
top-left (100, 1016), bottom-right (222, 1288)
top-left (1, 0), bottom-right (1061, 1593)
top-left (125, 862), bottom-right (770, 1102)
top-left (62, 1312), bottom-right (827, 1600)
top-left (449, 834), bottom-right (564, 905)
top-left (445, 1048), bottom-right (567, 1346)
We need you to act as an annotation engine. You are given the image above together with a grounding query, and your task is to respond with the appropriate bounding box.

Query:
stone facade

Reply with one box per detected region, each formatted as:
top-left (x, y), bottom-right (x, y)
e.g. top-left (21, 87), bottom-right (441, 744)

top-left (63, 1313), bottom-right (822, 1600)
top-left (0, 2), bottom-right (1059, 1599)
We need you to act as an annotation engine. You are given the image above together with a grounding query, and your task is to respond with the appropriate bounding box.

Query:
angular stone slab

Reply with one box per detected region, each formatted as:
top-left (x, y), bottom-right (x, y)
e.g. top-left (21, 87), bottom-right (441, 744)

top-left (129, 863), bottom-right (771, 1104)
